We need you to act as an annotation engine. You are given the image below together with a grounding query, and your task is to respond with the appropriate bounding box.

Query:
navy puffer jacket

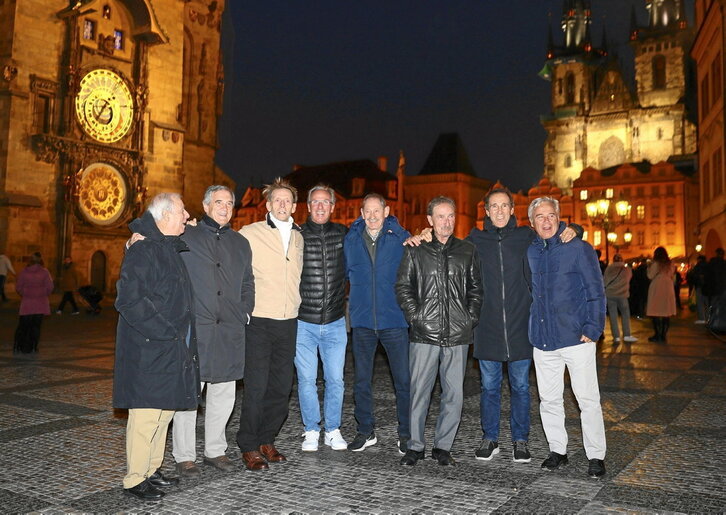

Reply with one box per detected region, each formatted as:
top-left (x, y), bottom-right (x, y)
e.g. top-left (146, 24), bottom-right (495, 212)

top-left (527, 222), bottom-right (605, 350)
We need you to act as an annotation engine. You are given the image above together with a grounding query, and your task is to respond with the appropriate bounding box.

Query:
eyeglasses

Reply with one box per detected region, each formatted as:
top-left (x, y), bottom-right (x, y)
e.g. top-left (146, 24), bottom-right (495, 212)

top-left (310, 199), bottom-right (332, 206)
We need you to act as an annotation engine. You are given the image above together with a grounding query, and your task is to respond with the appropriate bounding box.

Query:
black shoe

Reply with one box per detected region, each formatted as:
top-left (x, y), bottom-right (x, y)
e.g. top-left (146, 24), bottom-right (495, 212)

top-left (397, 437), bottom-right (409, 455)
top-left (512, 441), bottom-right (531, 463)
top-left (588, 459), bottom-right (606, 478)
top-left (400, 449), bottom-right (425, 466)
top-left (431, 447), bottom-right (455, 466)
top-left (541, 451), bottom-right (568, 470)
top-left (348, 432), bottom-right (377, 452)
top-left (148, 469), bottom-right (179, 488)
top-left (475, 439), bottom-right (499, 461)
top-left (124, 479), bottom-right (165, 501)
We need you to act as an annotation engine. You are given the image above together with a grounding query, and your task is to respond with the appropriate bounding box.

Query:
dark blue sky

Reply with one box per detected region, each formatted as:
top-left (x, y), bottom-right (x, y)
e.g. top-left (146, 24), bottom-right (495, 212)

top-left (216, 1), bottom-right (693, 195)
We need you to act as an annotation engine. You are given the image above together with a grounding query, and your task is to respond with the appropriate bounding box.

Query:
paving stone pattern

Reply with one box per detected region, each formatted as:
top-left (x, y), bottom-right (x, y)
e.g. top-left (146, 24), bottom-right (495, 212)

top-left (1, 296), bottom-right (725, 514)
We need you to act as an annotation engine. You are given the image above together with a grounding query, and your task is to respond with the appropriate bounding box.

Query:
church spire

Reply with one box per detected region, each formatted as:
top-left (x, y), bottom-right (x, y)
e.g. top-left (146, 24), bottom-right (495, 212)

top-left (561, 0), bottom-right (592, 51)
top-left (646, 0), bottom-right (680, 29)
top-left (546, 13), bottom-right (555, 59)
top-left (629, 4), bottom-right (639, 40)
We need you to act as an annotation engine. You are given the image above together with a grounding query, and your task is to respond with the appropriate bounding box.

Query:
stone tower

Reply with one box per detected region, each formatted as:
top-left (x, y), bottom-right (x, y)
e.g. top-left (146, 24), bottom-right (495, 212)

top-left (540, 0), bottom-right (696, 193)
top-left (0, 0), bottom-right (232, 292)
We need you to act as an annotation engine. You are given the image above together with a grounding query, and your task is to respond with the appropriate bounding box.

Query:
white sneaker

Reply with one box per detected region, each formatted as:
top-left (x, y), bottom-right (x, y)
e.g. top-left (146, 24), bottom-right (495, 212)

top-left (324, 429), bottom-right (348, 450)
top-left (301, 430), bottom-right (319, 452)
top-left (623, 335), bottom-right (638, 342)
top-left (614, 337), bottom-right (621, 342)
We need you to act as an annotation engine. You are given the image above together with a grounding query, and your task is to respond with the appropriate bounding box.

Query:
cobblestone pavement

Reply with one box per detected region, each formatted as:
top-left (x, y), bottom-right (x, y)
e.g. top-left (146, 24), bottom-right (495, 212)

top-left (1, 293), bottom-right (725, 514)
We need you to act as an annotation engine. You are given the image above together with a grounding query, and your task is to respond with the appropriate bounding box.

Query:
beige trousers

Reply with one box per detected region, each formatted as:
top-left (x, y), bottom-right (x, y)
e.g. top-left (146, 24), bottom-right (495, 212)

top-left (123, 408), bottom-right (175, 489)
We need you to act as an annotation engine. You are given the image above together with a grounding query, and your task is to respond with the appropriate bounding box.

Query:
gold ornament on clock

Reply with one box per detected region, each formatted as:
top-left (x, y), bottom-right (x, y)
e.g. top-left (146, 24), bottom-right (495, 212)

top-left (77, 163), bottom-right (128, 226)
top-left (75, 69), bottom-right (134, 143)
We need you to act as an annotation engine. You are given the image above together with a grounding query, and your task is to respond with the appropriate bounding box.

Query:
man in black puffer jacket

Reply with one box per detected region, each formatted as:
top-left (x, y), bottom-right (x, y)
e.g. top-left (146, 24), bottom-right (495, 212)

top-left (295, 185), bottom-right (349, 452)
top-left (395, 196), bottom-right (482, 467)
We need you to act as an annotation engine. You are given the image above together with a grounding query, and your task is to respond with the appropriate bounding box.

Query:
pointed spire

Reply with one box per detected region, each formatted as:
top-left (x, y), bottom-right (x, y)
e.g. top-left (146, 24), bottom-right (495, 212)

top-left (629, 4), bottom-right (639, 41)
top-left (678, 0), bottom-right (687, 29)
top-left (584, 18), bottom-right (593, 53)
top-left (546, 12), bottom-right (555, 59)
top-left (600, 23), bottom-right (608, 57)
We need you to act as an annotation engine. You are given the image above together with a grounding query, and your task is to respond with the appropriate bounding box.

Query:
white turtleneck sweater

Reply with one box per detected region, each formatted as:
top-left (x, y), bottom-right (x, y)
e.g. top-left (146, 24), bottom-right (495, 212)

top-left (270, 214), bottom-right (293, 254)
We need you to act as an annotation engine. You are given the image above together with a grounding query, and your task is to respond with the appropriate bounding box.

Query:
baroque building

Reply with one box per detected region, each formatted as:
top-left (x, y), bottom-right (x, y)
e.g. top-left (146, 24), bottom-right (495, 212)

top-left (0, 0), bottom-right (231, 292)
top-left (540, 0), bottom-right (697, 193)
top-left (691, 0), bottom-right (725, 257)
top-left (231, 133), bottom-right (490, 240)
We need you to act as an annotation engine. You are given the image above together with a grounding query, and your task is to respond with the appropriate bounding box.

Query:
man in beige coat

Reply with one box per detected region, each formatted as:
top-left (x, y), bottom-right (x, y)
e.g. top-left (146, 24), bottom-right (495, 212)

top-left (235, 177), bottom-right (304, 471)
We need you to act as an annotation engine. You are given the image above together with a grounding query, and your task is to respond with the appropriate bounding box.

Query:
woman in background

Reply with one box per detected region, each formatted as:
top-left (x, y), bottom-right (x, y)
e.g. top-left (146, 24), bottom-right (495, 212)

top-left (14, 252), bottom-right (53, 353)
top-left (646, 247), bottom-right (676, 343)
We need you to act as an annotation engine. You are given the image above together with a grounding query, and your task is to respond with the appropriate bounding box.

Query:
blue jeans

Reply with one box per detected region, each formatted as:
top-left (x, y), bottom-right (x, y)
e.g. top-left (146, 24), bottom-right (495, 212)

top-left (479, 358), bottom-right (531, 442)
top-left (351, 327), bottom-right (410, 438)
top-left (294, 317), bottom-right (348, 432)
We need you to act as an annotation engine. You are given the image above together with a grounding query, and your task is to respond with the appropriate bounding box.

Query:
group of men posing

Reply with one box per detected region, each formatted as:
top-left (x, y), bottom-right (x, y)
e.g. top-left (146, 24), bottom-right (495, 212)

top-left (112, 179), bottom-right (608, 502)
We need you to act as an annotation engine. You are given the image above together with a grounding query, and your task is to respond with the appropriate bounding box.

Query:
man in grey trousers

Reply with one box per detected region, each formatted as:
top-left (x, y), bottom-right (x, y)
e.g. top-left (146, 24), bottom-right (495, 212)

top-left (395, 196), bottom-right (482, 466)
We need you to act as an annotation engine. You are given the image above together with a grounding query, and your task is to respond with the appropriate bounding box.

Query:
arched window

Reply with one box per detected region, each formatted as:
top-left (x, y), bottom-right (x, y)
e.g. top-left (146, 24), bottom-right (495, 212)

top-left (565, 72), bottom-right (576, 104)
top-left (652, 55), bottom-right (666, 89)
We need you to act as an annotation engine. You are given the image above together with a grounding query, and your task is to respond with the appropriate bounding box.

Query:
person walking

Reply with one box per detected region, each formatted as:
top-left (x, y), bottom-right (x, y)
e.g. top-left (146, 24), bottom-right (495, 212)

top-left (14, 252), bottom-right (53, 353)
top-left (56, 256), bottom-right (80, 315)
top-left (646, 247), bottom-right (677, 343)
top-left (603, 254), bottom-right (637, 344)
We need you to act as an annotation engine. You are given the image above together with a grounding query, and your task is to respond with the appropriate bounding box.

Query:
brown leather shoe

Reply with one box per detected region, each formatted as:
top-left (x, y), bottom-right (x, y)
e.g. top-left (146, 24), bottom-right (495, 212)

top-left (259, 444), bottom-right (287, 463)
top-left (242, 451), bottom-right (269, 471)
top-left (175, 460), bottom-right (201, 477)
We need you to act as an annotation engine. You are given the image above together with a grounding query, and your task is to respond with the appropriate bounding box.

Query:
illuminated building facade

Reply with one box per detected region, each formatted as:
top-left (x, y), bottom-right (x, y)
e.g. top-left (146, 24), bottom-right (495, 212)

top-left (540, 0), bottom-right (697, 193)
top-left (691, 0), bottom-right (725, 257)
top-left (0, 0), bottom-right (231, 291)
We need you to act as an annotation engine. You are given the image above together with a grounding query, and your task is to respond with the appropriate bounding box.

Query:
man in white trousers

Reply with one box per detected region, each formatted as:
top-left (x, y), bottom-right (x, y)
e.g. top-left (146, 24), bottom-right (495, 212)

top-left (526, 196), bottom-right (607, 478)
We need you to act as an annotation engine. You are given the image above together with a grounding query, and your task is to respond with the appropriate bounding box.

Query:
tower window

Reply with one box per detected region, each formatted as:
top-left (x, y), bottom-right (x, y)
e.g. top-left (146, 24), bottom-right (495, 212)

top-left (103, 5), bottom-right (111, 19)
top-left (652, 54), bottom-right (666, 89)
top-left (565, 72), bottom-right (575, 104)
top-left (636, 205), bottom-right (645, 219)
top-left (565, 155), bottom-right (572, 168)
top-left (580, 190), bottom-right (588, 200)
top-left (83, 19), bottom-right (96, 40)
top-left (114, 30), bottom-right (124, 50)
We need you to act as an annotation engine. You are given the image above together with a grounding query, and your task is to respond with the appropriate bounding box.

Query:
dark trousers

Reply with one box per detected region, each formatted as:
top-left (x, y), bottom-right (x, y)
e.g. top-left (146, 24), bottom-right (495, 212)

top-left (0, 274), bottom-right (6, 301)
top-left (14, 314), bottom-right (43, 353)
top-left (57, 291), bottom-right (78, 313)
top-left (236, 317), bottom-right (297, 452)
top-left (351, 327), bottom-right (411, 438)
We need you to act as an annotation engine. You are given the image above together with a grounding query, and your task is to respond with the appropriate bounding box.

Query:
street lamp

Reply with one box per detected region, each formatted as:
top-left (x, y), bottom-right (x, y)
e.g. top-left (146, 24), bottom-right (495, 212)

top-left (585, 194), bottom-right (631, 263)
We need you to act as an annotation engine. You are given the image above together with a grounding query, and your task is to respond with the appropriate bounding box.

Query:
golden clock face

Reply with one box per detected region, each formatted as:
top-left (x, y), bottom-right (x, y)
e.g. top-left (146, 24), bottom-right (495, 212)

top-left (78, 163), bottom-right (128, 226)
top-left (75, 69), bottom-right (134, 143)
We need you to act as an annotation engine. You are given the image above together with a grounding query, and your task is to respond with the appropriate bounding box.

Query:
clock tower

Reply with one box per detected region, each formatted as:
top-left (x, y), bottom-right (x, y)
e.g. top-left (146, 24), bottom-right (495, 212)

top-left (0, 0), bottom-right (232, 292)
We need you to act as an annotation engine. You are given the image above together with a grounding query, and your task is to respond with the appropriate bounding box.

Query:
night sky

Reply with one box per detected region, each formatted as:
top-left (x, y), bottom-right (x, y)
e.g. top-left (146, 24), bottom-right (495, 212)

top-left (215, 1), bottom-right (694, 197)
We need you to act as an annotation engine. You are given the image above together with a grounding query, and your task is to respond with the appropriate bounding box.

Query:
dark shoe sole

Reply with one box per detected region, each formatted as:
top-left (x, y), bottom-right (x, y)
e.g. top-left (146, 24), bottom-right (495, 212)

top-left (123, 490), bottom-right (164, 501)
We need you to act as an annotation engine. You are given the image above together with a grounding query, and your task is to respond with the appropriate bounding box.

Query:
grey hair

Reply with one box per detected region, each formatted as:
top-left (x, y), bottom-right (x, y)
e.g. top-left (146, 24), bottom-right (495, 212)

top-left (527, 196), bottom-right (560, 224)
top-left (203, 185), bottom-right (235, 206)
top-left (362, 192), bottom-right (386, 208)
top-left (147, 192), bottom-right (182, 221)
top-left (307, 184), bottom-right (336, 204)
top-left (427, 196), bottom-right (456, 216)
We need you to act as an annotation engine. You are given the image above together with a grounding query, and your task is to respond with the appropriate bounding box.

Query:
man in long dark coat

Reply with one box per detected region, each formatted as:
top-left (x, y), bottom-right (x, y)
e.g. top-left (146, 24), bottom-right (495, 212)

top-left (113, 193), bottom-right (200, 501)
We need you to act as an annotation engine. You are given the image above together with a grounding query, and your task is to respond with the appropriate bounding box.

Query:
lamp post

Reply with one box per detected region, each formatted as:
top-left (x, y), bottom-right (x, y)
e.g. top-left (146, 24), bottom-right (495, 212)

top-left (585, 195), bottom-right (632, 263)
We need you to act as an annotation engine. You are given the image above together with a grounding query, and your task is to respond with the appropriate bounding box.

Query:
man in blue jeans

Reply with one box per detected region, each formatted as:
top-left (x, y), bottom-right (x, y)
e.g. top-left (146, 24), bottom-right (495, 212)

top-left (295, 185), bottom-right (349, 452)
top-left (468, 188), bottom-right (577, 463)
top-left (344, 193), bottom-right (411, 453)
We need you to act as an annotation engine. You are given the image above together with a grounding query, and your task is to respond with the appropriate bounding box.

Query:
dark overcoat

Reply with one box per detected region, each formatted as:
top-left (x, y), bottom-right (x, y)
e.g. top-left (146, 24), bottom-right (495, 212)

top-left (181, 216), bottom-right (254, 383)
top-left (113, 211), bottom-right (200, 410)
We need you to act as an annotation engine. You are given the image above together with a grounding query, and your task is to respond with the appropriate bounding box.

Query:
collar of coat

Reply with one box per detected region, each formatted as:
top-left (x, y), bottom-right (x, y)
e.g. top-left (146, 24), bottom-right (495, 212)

top-left (201, 215), bottom-right (230, 232)
top-left (484, 215), bottom-right (517, 232)
top-left (304, 217), bottom-right (333, 233)
top-left (265, 212), bottom-right (302, 231)
top-left (128, 211), bottom-right (190, 253)
top-left (532, 221), bottom-right (567, 249)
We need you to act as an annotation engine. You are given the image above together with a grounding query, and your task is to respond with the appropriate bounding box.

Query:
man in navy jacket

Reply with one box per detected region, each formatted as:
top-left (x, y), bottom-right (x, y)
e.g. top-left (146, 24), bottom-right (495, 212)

top-left (527, 196), bottom-right (607, 478)
top-left (344, 193), bottom-right (411, 453)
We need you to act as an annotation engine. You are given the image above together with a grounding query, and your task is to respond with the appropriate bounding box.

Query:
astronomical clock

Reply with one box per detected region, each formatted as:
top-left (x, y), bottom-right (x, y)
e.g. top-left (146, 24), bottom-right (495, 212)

top-left (0, 0), bottom-right (231, 293)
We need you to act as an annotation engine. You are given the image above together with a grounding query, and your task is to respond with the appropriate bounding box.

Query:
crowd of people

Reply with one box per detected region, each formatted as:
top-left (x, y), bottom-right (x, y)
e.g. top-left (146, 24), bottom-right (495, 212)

top-left (110, 183), bottom-right (612, 502)
top-left (4, 180), bottom-right (724, 503)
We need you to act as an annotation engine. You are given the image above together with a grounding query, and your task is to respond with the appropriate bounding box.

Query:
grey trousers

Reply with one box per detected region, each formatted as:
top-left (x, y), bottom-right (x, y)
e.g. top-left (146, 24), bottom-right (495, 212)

top-left (408, 342), bottom-right (468, 452)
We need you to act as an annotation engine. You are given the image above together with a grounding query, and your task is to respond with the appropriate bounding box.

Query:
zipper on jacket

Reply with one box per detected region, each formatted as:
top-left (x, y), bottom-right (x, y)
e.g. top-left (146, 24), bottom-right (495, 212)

top-left (321, 230), bottom-right (328, 325)
top-left (498, 232), bottom-right (511, 359)
top-left (369, 234), bottom-right (378, 331)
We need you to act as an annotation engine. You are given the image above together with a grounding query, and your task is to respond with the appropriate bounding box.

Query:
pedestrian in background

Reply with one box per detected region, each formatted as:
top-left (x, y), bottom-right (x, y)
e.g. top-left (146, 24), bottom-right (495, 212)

top-left (629, 260), bottom-right (649, 319)
top-left (0, 252), bottom-right (16, 303)
top-left (687, 255), bottom-right (708, 324)
top-left (646, 247), bottom-right (676, 343)
top-left (14, 252), bottom-right (53, 353)
top-left (56, 256), bottom-right (80, 315)
top-left (603, 254), bottom-right (637, 344)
